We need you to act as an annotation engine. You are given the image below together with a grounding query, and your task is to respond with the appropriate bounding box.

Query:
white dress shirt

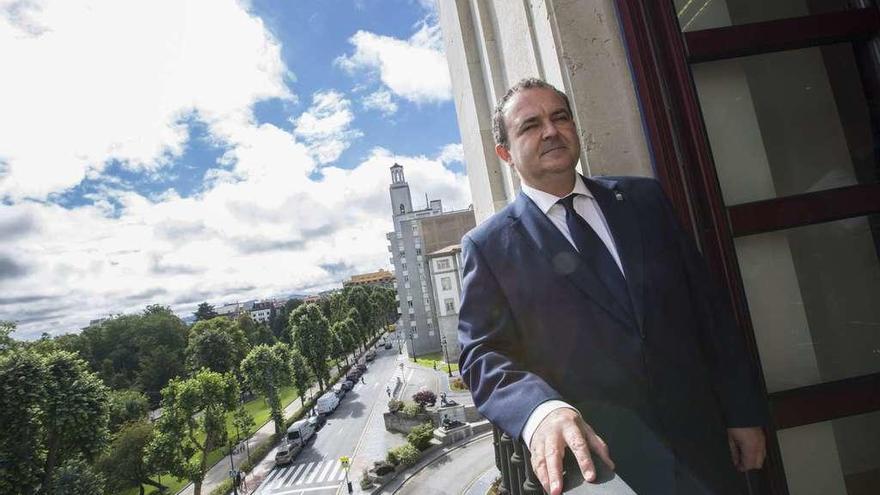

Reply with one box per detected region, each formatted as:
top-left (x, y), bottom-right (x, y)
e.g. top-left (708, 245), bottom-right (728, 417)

top-left (518, 175), bottom-right (625, 450)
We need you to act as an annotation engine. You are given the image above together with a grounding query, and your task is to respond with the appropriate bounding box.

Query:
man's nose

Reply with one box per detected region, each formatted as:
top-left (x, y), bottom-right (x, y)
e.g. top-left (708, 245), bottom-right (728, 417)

top-left (540, 119), bottom-right (559, 139)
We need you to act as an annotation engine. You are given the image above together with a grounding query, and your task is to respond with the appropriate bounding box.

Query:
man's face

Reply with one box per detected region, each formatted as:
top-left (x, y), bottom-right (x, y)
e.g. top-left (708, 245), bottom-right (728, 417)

top-left (496, 87), bottom-right (580, 188)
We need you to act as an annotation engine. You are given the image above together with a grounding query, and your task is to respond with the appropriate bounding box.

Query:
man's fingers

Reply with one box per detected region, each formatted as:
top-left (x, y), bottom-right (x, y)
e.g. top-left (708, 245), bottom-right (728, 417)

top-left (530, 444), bottom-right (551, 495)
top-left (585, 429), bottom-right (615, 472)
top-left (728, 435), bottom-right (743, 471)
top-left (562, 424), bottom-right (595, 482)
top-left (544, 440), bottom-right (565, 495)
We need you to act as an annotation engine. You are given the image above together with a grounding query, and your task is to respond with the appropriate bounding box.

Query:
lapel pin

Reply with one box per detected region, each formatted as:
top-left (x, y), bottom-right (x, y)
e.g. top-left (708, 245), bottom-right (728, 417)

top-left (615, 192), bottom-right (624, 201)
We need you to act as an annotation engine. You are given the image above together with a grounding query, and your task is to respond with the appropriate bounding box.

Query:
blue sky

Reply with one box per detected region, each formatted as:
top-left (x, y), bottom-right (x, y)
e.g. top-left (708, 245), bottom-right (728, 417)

top-left (0, 0), bottom-right (472, 339)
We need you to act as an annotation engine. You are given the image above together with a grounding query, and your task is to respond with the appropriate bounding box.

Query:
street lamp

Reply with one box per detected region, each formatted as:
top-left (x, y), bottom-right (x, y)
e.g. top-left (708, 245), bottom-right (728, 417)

top-left (228, 440), bottom-right (239, 495)
top-left (439, 335), bottom-right (452, 377)
top-left (408, 330), bottom-right (416, 362)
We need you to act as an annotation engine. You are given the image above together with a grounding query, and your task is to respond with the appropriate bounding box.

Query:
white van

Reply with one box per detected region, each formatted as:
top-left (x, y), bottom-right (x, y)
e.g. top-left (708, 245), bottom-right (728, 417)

top-left (315, 391), bottom-right (340, 415)
top-left (286, 419), bottom-right (316, 449)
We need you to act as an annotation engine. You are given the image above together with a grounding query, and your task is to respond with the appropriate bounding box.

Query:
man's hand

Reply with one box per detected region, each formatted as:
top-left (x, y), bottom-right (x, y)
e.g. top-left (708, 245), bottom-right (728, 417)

top-left (529, 408), bottom-right (614, 495)
top-left (727, 427), bottom-right (766, 472)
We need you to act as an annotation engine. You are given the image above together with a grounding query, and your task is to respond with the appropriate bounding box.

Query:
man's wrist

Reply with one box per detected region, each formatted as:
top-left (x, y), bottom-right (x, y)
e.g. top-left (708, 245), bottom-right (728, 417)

top-left (522, 400), bottom-right (579, 451)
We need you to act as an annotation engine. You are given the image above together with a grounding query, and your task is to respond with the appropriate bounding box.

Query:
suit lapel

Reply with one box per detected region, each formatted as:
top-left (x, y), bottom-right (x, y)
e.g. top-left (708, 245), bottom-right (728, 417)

top-left (510, 192), bottom-right (636, 331)
top-left (585, 177), bottom-right (646, 334)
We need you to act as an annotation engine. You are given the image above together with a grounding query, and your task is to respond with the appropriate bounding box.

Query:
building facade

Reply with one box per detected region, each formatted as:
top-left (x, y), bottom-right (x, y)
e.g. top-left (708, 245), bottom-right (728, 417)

top-left (386, 163), bottom-right (475, 357)
top-left (438, 1), bottom-right (880, 494)
top-left (426, 244), bottom-right (464, 363)
top-left (249, 301), bottom-right (274, 324)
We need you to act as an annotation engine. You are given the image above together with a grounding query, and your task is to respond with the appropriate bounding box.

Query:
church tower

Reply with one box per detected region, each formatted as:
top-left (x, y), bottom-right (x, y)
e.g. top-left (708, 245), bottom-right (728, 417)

top-left (389, 163), bottom-right (413, 217)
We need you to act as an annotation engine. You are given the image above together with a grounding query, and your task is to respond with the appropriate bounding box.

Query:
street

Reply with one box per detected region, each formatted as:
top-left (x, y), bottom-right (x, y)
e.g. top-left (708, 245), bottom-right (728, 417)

top-left (251, 344), bottom-right (402, 495)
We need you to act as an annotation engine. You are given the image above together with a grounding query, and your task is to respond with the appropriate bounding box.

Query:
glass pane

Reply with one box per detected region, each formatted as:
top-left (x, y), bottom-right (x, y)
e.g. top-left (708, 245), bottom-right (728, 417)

top-left (691, 43), bottom-right (879, 205)
top-left (734, 215), bottom-right (880, 393)
top-left (673, 0), bottom-right (851, 32)
top-left (777, 410), bottom-right (880, 495)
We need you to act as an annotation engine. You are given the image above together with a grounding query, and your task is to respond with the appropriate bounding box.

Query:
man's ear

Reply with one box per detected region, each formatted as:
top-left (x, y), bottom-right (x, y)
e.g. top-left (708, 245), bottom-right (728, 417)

top-left (495, 143), bottom-right (511, 164)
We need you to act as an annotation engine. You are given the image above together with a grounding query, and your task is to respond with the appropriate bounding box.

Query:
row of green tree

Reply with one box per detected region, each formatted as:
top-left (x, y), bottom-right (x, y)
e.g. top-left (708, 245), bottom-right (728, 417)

top-left (0, 285), bottom-right (397, 495)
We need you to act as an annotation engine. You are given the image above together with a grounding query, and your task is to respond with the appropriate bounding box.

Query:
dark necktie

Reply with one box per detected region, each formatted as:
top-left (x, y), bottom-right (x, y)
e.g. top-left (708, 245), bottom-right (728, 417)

top-left (558, 194), bottom-right (632, 314)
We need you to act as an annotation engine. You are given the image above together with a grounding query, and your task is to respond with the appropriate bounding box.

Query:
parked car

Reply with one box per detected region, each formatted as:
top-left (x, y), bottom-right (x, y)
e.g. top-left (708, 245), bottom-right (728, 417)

top-left (355, 363), bottom-right (367, 373)
top-left (274, 442), bottom-right (302, 467)
top-left (341, 379), bottom-right (355, 391)
top-left (332, 383), bottom-right (346, 398)
top-left (365, 349), bottom-right (376, 361)
top-left (346, 370), bottom-right (361, 382)
top-left (384, 341), bottom-right (393, 350)
top-left (308, 413), bottom-right (327, 431)
top-left (315, 391), bottom-right (340, 415)
top-left (286, 419), bottom-right (316, 449)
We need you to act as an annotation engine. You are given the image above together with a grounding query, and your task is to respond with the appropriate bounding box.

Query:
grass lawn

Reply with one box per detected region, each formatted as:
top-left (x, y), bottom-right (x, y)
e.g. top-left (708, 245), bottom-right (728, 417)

top-left (120, 385), bottom-right (303, 495)
top-left (414, 352), bottom-right (459, 373)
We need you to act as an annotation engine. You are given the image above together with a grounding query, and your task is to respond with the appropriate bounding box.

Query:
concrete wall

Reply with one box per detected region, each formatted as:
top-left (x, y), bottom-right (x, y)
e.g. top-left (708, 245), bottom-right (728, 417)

top-left (438, 0), bottom-right (653, 223)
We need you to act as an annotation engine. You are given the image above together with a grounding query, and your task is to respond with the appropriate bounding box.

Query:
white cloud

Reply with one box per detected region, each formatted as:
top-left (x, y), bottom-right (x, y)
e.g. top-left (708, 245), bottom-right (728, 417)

top-left (438, 143), bottom-right (464, 164)
top-left (361, 89), bottom-right (398, 116)
top-left (293, 91), bottom-right (362, 164)
top-left (335, 21), bottom-right (451, 104)
top-left (0, 0), bottom-right (292, 200)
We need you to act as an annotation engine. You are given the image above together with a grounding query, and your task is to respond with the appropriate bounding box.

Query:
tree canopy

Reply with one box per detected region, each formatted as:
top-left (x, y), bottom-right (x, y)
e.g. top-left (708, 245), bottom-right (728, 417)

top-left (240, 343), bottom-right (292, 435)
top-left (289, 303), bottom-right (331, 391)
top-left (193, 302), bottom-right (219, 322)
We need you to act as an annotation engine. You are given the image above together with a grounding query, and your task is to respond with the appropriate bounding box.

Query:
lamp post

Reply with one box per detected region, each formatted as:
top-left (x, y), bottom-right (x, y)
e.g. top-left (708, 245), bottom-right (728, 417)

top-left (228, 440), bottom-right (239, 495)
top-left (439, 335), bottom-right (453, 377)
top-left (408, 329), bottom-right (416, 362)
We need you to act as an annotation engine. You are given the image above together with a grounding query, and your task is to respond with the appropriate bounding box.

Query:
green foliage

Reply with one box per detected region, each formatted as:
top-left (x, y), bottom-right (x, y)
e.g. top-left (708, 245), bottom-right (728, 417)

top-left (289, 349), bottom-right (312, 405)
top-left (238, 313), bottom-right (275, 347)
top-left (407, 422), bottom-right (435, 451)
top-left (387, 443), bottom-right (420, 467)
top-left (68, 307), bottom-right (188, 406)
top-left (187, 317), bottom-right (249, 374)
top-left (146, 369), bottom-right (239, 495)
top-left (271, 298), bottom-right (302, 342)
top-left (0, 320), bottom-right (15, 353)
top-left (289, 303), bottom-right (331, 390)
top-left (108, 389), bottom-right (150, 432)
top-left (238, 432), bottom-right (280, 473)
top-left (345, 287), bottom-right (371, 347)
top-left (402, 402), bottom-right (423, 417)
top-left (98, 420), bottom-right (165, 494)
top-left (194, 302), bottom-right (219, 322)
top-left (208, 478), bottom-right (234, 495)
top-left (450, 377), bottom-right (468, 391)
top-left (387, 399), bottom-right (403, 413)
top-left (49, 456), bottom-right (106, 495)
top-left (0, 350), bottom-right (47, 492)
top-left (372, 460), bottom-right (395, 476)
top-left (240, 343), bottom-right (292, 435)
top-left (360, 469), bottom-right (374, 490)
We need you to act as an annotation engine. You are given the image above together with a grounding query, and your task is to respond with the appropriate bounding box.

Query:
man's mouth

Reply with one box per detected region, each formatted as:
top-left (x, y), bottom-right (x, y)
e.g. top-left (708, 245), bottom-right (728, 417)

top-left (541, 145), bottom-right (566, 156)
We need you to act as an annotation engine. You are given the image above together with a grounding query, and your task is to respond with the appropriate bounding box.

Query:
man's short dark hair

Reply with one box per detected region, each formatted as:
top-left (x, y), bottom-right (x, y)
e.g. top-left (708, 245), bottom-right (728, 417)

top-left (492, 78), bottom-right (573, 148)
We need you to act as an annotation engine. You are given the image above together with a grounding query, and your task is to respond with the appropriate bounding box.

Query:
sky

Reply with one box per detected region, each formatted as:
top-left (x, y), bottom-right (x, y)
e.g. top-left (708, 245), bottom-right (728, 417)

top-left (0, 0), bottom-right (472, 340)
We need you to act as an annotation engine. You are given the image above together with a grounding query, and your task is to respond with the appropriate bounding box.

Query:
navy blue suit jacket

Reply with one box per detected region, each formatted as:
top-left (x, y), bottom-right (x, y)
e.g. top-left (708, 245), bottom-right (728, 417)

top-left (457, 176), bottom-right (767, 494)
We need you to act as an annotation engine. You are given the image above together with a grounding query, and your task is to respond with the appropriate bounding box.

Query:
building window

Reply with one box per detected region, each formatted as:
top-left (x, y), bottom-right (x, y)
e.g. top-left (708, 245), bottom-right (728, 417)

top-left (408, 301), bottom-right (413, 308)
top-left (437, 259), bottom-right (451, 270)
top-left (402, 263), bottom-right (407, 271)
top-left (441, 277), bottom-right (451, 290)
top-left (404, 276), bottom-right (409, 283)
top-left (399, 204), bottom-right (405, 214)
top-left (444, 298), bottom-right (455, 312)
top-left (416, 248), bottom-right (421, 255)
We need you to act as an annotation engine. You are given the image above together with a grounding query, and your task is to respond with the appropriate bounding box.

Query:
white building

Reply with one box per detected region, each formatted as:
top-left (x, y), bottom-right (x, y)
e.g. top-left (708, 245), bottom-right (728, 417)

top-left (426, 244), bottom-right (464, 363)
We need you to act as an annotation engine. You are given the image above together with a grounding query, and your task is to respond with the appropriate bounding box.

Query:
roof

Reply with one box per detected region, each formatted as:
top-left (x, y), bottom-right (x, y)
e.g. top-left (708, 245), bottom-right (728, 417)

top-left (428, 243), bottom-right (461, 256)
top-left (347, 269), bottom-right (395, 283)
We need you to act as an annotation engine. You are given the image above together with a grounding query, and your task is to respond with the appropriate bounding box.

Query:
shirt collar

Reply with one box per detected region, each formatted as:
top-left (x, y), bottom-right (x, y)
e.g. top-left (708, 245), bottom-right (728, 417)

top-left (520, 174), bottom-right (593, 215)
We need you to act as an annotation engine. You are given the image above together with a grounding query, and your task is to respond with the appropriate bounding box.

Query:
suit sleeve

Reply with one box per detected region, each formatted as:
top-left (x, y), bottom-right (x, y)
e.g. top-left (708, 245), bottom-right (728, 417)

top-left (652, 182), bottom-right (769, 428)
top-left (457, 234), bottom-right (563, 441)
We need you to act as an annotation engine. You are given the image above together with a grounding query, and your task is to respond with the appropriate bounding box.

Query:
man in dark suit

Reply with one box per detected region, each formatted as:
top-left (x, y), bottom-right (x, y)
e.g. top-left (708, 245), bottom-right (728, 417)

top-left (457, 78), bottom-right (768, 495)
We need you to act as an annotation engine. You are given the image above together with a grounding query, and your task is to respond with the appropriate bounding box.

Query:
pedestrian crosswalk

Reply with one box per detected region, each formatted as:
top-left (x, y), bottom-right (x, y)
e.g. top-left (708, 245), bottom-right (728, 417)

top-left (256, 459), bottom-right (346, 494)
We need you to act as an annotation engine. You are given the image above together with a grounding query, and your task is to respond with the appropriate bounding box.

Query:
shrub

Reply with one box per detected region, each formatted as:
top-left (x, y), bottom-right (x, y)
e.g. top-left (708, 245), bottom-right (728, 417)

top-left (407, 422), bottom-right (435, 451)
top-left (401, 401), bottom-right (423, 417)
top-left (412, 389), bottom-right (437, 408)
top-left (239, 432), bottom-right (280, 473)
top-left (360, 469), bottom-right (374, 490)
top-left (209, 479), bottom-right (234, 495)
top-left (450, 377), bottom-right (468, 391)
top-left (387, 399), bottom-right (403, 413)
top-left (388, 443), bottom-right (420, 467)
top-left (372, 460), bottom-right (395, 476)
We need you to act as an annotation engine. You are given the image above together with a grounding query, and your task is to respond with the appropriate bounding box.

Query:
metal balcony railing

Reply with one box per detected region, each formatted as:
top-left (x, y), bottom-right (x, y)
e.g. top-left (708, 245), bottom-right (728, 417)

top-left (491, 425), bottom-right (635, 495)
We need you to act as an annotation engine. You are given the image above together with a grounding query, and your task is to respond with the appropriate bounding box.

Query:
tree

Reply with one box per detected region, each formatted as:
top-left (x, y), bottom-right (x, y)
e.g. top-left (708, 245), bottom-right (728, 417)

top-left (49, 456), bottom-right (106, 495)
top-left (0, 350), bottom-right (47, 492)
top-left (289, 304), bottom-right (332, 391)
top-left (232, 404), bottom-right (256, 462)
top-left (147, 369), bottom-right (238, 495)
top-left (346, 287), bottom-right (373, 348)
top-left (0, 320), bottom-right (15, 353)
top-left (107, 389), bottom-right (150, 433)
top-left (240, 344), bottom-right (291, 435)
top-left (329, 322), bottom-right (348, 370)
top-left (270, 298), bottom-right (302, 342)
top-left (289, 349), bottom-right (311, 406)
top-left (98, 421), bottom-right (165, 495)
top-left (186, 317), bottom-right (249, 374)
top-left (193, 302), bottom-right (218, 322)
top-left (238, 313), bottom-right (275, 347)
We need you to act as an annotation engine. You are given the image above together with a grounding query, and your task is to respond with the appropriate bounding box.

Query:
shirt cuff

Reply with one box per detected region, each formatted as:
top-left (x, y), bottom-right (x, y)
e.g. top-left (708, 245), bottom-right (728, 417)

top-left (522, 400), bottom-right (579, 451)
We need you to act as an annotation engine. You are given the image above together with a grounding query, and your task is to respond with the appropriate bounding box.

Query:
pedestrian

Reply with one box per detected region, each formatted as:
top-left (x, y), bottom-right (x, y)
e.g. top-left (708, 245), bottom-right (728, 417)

top-left (386, 386), bottom-right (391, 397)
top-left (361, 376), bottom-right (365, 384)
